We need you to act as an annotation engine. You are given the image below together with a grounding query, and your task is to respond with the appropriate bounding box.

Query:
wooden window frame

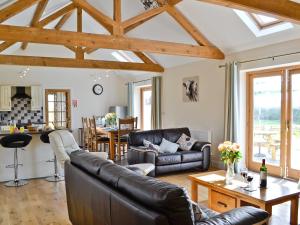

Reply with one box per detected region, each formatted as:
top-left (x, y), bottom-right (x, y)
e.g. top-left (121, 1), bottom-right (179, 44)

top-left (246, 69), bottom-right (287, 177)
top-left (45, 89), bottom-right (71, 129)
top-left (286, 68), bottom-right (300, 179)
top-left (140, 86), bottom-right (152, 130)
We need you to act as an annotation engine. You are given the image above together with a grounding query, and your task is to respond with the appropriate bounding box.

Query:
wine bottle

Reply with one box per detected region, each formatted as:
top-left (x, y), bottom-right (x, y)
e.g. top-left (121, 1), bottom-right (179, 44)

top-left (260, 159), bottom-right (267, 188)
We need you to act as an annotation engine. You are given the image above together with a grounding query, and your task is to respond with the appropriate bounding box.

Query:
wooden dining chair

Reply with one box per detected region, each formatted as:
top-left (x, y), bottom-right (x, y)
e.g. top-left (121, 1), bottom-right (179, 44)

top-left (116, 117), bottom-right (137, 160)
top-left (82, 117), bottom-right (91, 150)
top-left (89, 117), bottom-right (110, 152)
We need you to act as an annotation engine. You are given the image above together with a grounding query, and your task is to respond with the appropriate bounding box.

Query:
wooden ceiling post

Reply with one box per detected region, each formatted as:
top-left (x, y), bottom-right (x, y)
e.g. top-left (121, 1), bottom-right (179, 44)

top-left (76, 7), bottom-right (84, 59)
top-left (113, 0), bottom-right (123, 35)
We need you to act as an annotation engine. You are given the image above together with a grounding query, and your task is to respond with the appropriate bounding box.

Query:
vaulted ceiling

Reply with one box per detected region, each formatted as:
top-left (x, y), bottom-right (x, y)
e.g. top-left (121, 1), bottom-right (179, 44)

top-left (0, 0), bottom-right (300, 73)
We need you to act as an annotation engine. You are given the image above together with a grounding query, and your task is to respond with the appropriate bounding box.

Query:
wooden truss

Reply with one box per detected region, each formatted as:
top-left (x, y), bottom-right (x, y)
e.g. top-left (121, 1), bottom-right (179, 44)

top-left (1, 0), bottom-right (298, 72)
top-left (0, 0), bottom-right (224, 72)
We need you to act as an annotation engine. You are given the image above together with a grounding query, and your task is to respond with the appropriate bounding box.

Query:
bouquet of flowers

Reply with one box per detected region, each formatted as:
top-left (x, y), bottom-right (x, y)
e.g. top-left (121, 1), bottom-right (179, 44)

top-left (218, 141), bottom-right (242, 184)
top-left (105, 112), bottom-right (117, 126)
top-left (218, 141), bottom-right (242, 164)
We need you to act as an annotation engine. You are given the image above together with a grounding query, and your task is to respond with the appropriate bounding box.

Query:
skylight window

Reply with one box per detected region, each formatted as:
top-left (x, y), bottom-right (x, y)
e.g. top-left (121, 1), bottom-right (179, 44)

top-left (111, 50), bottom-right (135, 62)
top-left (234, 10), bottom-right (294, 37)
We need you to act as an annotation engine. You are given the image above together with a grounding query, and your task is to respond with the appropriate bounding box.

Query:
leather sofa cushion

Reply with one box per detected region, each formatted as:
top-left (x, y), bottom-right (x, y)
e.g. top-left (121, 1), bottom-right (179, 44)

top-left (99, 163), bottom-right (136, 187)
top-left (70, 150), bottom-right (112, 175)
top-left (129, 129), bottom-right (164, 146)
top-left (128, 127), bottom-right (191, 147)
top-left (117, 173), bottom-right (194, 225)
top-left (181, 151), bottom-right (203, 163)
top-left (156, 153), bottom-right (181, 166)
top-left (162, 127), bottom-right (190, 143)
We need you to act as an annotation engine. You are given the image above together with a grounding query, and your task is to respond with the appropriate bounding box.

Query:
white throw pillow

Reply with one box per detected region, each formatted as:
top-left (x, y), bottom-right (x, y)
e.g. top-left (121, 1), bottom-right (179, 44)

top-left (143, 139), bottom-right (160, 152)
top-left (159, 138), bottom-right (179, 153)
top-left (176, 133), bottom-right (197, 151)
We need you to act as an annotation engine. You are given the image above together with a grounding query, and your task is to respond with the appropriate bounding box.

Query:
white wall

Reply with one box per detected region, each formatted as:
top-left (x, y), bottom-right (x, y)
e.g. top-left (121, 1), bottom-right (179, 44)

top-left (161, 60), bottom-right (225, 167)
top-left (161, 38), bottom-right (300, 168)
top-left (0, 65), bottom-right (129, 140)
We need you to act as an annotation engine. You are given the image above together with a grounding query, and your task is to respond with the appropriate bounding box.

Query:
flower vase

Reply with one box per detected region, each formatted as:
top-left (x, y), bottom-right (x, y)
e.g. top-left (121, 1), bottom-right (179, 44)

top-left (226, 162), bottom-right (235, 185)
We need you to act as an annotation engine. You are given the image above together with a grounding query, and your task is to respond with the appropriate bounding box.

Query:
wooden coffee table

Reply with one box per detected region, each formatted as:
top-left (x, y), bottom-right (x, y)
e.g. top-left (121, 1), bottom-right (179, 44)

top-left (189, 170), bottom-right (300, 225)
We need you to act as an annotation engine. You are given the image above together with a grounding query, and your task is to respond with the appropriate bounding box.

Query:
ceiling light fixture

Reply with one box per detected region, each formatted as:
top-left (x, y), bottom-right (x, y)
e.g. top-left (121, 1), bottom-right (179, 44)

top-left (140, 0), bottom-right (167, 10)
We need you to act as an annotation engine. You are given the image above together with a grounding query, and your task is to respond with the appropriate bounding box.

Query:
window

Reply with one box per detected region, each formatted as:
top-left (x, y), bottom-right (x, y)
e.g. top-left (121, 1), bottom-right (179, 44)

top-left (247, 67), bottom-right (300, 179)
top-left (234, 10), bottom-right (293, 37)
top-left (250, 14), bottom-right (281, 29)
top-left (45, 89), bottom-right (71, 129)
top-left (140, 86), bottom-right (152, 130)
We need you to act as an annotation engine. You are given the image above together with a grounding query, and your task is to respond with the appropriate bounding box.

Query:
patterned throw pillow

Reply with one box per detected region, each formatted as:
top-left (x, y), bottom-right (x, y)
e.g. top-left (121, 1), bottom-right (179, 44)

top-left (143, 139), bottom-right (160, 153)
top-left (182, 188), bottom-right (208, 224)
top-left (176, 133), bottom-right (197, 151)
top-left (191, 201), bottom-right (208, 222)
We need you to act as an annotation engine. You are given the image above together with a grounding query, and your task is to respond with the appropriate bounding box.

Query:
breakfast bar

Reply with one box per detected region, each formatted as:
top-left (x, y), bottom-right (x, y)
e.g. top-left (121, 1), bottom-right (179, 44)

top-left (0, 131), bottom-right (55, 182)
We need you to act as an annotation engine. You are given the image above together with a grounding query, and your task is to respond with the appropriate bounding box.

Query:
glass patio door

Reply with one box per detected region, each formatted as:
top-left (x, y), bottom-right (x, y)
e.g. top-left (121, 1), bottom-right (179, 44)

top-left (247, 71), bottom-right (286, 176)
top-left (287, 70), bottom-right (300, 179)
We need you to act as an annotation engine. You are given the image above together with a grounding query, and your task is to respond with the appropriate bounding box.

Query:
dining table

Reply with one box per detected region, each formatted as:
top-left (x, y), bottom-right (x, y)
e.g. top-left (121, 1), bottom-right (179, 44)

top-left (96, 126), bottom-right (139, 160)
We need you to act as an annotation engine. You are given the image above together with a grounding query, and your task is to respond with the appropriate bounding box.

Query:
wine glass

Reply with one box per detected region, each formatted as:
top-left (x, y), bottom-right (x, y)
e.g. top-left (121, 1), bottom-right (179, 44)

top-left (240, 168), bottom-right (248, 182)
top-left (244, 174), bottom-right (256, 192)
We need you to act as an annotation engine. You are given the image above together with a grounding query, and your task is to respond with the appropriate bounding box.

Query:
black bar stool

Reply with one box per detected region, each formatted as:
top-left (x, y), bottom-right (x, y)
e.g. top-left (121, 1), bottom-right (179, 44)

top-left (40, 130), bottom-right (64, 182)
top-left (0, 133), bottom-right (32, 187)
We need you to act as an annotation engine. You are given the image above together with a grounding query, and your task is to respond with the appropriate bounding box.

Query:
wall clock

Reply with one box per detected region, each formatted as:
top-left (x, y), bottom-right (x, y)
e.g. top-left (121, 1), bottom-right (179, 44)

top-left (92, 84), bottom-right (103, 95)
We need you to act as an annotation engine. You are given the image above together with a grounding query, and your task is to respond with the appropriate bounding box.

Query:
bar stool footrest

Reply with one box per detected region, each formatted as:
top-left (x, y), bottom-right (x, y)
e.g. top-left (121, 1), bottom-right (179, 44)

top-left (5, 180), bottom-right (28, 187)
top-left (46, 175), bottom-right (64, 182)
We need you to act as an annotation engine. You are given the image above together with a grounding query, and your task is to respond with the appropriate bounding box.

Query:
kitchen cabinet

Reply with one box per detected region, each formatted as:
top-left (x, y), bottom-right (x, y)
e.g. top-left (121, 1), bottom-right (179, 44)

top-left (0, 86), bottom-right (11, 111)
top-left (31, 86), bottom-right (42, 111)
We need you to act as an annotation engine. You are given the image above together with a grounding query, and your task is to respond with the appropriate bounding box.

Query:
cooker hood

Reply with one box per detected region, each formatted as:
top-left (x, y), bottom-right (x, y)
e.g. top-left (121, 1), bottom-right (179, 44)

top-left (11, 87), bottom-right (31, 99)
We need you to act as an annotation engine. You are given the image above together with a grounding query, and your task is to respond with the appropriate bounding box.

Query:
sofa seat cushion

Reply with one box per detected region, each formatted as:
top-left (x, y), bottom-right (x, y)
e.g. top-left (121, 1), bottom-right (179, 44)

top-left (156, 153), bottom-right (181, 166)
top-left (180, 151), bottom-right (203, 163)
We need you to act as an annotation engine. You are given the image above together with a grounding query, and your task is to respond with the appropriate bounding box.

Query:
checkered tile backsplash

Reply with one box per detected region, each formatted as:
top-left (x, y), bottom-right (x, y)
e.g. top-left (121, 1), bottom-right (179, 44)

top-left (0, 98), bottom-right (43, 124)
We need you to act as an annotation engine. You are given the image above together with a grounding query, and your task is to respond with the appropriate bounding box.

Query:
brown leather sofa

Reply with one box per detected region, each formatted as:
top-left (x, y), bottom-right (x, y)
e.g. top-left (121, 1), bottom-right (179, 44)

top-left (128, 128), bottom-right (211, 176)
top-left (65, 151), bottom-right (269, 225)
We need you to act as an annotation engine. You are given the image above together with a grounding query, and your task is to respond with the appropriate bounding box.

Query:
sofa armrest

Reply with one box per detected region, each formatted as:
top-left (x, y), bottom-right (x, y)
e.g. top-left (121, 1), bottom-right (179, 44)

top-left (198, 206), bottom-right (269, 225)
top-left (127, 146), bottom-right (157, 165)
top-left (192, 142), bottom-right (211, 152)
top-left (191, 142), bottom-right (211, 170)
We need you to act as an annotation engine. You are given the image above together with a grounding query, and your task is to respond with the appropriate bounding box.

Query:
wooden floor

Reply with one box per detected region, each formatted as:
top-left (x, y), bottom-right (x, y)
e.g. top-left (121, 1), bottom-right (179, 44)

top-left (0, 171), bottom-right (299, 225)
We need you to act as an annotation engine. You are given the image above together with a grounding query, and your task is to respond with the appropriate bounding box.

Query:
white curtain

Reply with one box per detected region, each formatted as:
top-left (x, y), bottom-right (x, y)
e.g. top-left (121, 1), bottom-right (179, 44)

top-left (127, 82), bottom-right (134, 117)
top-left (224, 62), bottom-right (240, 142)
top-left (151, 76), bottom-right (162, 129)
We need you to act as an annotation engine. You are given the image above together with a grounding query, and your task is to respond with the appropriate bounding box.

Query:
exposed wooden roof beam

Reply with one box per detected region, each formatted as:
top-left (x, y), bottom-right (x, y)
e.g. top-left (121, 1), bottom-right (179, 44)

top-left (199, 0), bottom-right (300, 24)
top-left (133, 51), bottom-right (156, 64)
top-left (0, 25), bottom-right (224, 59)
top-left (55, 11), bottom-right (73, 30)
top-left (122, 6), bottom-right (167, 33)
top-left (0, 41), bottom-right (15, 53)
top-left (0, 54), bottom-right (164, 72)
top-left (84, 47), bottom-right (98, 54)
top-left (38, 3), bottom-right (76, 27)
top-left (72, 0), bottom-right (115, 33)
top-left (21, 0), bottom-right (49, 50)
top-left (0, 0), bottom-right (40, 23)
top-left (166, 5), bottom-right (212, 46)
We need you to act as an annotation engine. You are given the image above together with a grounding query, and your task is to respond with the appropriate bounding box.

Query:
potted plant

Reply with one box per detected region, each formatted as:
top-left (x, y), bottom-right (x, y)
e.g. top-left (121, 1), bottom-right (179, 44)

top-left (105, 113), bottom-right (117, 127)
top-left (218, 141), bottom-right (242, 184)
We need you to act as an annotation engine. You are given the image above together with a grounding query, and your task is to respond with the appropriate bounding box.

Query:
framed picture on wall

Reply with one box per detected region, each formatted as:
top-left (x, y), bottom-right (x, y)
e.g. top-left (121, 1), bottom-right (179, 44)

top-left (182, 76), bottom-right (199, 102)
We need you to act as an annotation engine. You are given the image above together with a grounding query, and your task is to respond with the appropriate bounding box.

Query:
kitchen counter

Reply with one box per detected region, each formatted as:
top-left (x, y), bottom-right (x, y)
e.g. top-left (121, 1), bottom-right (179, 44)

top-left (0, 130), bottom-right (59, 182)
top-left (0, 130), bottom-right (46, 136)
